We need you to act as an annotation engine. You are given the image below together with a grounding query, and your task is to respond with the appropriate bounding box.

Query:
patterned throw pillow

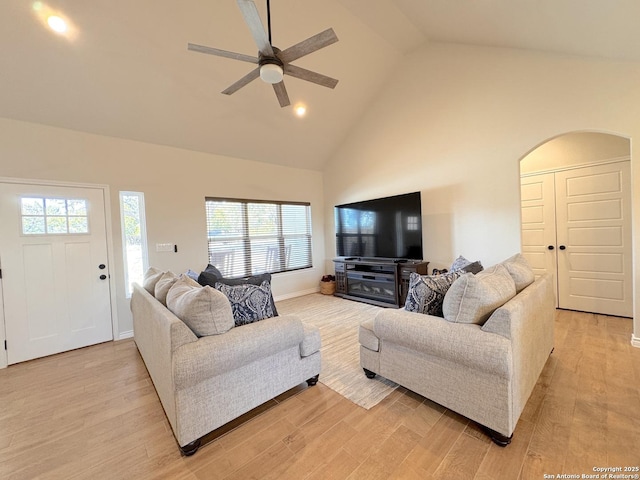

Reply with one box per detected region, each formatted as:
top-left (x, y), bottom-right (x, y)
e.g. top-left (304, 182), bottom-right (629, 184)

top-left (215, 281), bottom-right (275, 326)
top-left (404, 270), bottom-right (463, 317)
top-left (198, 271), bottom-right (279, 316)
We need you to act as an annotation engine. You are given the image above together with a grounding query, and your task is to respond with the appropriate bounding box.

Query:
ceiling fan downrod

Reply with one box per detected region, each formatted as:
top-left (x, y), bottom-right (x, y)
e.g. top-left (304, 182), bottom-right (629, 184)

top-left (267, 0), bottom-right (272, 46)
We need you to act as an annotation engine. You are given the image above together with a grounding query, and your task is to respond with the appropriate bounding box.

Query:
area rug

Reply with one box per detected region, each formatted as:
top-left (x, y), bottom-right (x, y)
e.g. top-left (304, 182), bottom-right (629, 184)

top-left (276, 293), bottom-right (398, 409)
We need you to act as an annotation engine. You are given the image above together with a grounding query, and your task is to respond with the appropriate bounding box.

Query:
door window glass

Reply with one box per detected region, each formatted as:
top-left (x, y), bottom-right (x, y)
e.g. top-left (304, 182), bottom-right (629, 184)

top-left (21, 197), bottom-right (89, 235)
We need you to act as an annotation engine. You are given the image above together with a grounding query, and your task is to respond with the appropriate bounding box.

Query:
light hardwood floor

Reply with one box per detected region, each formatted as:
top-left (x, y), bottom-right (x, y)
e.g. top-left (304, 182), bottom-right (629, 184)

top-left (0, 303), bottom-right (639, 480)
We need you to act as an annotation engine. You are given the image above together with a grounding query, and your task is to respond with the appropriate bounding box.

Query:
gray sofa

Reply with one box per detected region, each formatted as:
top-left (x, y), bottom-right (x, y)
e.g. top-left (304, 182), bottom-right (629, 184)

top-left (359, 258), bottom-right (555, 446)
top-left (131, 278), bottom-right (321, 455)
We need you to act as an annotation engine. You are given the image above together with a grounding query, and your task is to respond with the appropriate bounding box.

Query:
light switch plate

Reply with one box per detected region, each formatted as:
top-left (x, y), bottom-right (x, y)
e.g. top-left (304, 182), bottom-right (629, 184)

top-left (156, 243), bottom-right (174, 252)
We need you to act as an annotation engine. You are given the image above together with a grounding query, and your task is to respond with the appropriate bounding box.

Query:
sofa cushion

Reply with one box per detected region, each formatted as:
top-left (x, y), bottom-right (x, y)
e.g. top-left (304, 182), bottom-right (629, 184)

top-left (154, 271), bottom-right (179, 306)
top-left (143, 267), bottom-right (164, 295)
top-left (450, 255), bottom-right (484, 274)
top-left (166, 276), bottom-right (235, 336)
top-left (198, 270), bottom-right (279, 316)
top-left (214, 281), bottom-right (275, 326)
top-left (404, 270), bottom-right (463, 316)
top-left (443, 264), bottom-right (516, 325)
top-left (500, 253), bottom-right (535, 293)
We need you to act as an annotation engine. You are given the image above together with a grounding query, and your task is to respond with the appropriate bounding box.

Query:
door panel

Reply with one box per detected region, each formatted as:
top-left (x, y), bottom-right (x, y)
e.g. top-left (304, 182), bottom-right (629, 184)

top-left (0, 182), bottom-right (113, 364)
top-left (554, 162), bottom-right (632, 317)
top-left (520, 173), bottom-right (558, 303)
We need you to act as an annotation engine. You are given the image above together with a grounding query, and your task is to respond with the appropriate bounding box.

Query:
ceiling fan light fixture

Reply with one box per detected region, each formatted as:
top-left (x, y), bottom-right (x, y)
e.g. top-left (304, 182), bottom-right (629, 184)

top-left (47, 15), bottom-right (68, 33)
top-left (260, 63), bottom-right (284, 84)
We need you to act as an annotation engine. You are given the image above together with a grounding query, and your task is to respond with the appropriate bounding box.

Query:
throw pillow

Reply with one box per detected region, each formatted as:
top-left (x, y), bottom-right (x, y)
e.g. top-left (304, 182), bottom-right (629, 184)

top-left (185, 269), bottom-right (200, 281)
top-left (154, 271), bottom-right (179, 306)
top-left (450, 255), bottom-right (484, 274)
top-left (404, 270), bottom-right (463, 317)
top-left (143, 267), bottom-right (164, 295)
top-left (166, 276), bottom-right (234, 336)
top-left (442, 264), bottom-right (516, 325)
top-left (198, 271), bottom-right (279, 317)
top-left (204, 264), bottom-right (223, 277)
top-left (461, 261), bottom-right (484, 274)
top-left (215, 280), bottom-right (275, 326)
top-left (500, 253), bottom-right (535, 293)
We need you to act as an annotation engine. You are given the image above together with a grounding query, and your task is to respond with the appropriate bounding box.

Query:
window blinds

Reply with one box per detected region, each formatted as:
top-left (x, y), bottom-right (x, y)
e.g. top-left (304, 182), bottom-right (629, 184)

top-left (205, 198), bottom-right (312, 277)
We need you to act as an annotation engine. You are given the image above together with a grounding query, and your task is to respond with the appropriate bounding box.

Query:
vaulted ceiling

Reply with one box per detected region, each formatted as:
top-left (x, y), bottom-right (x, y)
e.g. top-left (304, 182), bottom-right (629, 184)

top-left (2, 1), bottom-right (639, 170)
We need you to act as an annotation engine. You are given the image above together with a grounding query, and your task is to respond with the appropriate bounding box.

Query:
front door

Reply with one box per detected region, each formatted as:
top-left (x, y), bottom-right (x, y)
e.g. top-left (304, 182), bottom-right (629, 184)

top-left (0, 182), bottom-right (113, 364)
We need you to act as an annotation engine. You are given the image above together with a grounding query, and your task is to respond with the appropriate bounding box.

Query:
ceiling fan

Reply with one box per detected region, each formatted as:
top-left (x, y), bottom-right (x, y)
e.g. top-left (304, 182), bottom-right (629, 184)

top-left (188, 0), bottom-right (339, 107)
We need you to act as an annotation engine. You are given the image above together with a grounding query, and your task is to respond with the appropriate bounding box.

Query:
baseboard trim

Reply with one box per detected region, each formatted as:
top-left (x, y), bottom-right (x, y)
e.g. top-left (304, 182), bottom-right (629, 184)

top-left (274, 287), bottom-right (320, 302)
top-left (118, 330), bottom-right (134, 341)
top-left (632, 334), bottom-right (640, 349)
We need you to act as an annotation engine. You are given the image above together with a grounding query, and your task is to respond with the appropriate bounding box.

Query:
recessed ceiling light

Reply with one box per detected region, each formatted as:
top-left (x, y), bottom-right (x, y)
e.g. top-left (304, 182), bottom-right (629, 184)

top-left (47, 15), bottom-right (67, 33)
top-left (295, 105), bottom-right (307, 117)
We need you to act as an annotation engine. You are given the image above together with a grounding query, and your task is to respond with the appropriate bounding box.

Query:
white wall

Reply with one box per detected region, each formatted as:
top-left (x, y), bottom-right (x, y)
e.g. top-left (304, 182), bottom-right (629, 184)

top-left (323, 43), bottom-right (640, 343)
top-left (521, 132), bottom-right (630, 174)
top-left (0, 118), bottom-right (326, 338)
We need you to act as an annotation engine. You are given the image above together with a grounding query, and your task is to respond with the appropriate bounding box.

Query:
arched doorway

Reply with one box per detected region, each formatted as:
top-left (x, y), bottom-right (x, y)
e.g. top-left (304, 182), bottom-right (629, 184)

top-left (519, 131), bottom-right (633, 317)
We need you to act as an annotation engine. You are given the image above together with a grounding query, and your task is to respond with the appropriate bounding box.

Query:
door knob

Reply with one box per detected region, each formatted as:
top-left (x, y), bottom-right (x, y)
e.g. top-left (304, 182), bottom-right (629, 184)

top-left (99, 274), bottom-right (107, 280)
top-left (559, 245), bottom-right (566, 250)
top-left (547, 245), bottom-right (555, 250)
top-left (98, 264), bottom-right (106, 269)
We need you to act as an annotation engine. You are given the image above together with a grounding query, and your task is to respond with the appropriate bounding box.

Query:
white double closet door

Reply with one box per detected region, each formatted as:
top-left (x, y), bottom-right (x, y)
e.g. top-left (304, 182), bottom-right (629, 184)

top-left (521, 161), bottom-right (633, 318)
top-left (0, 182), bottom-right (113, 365)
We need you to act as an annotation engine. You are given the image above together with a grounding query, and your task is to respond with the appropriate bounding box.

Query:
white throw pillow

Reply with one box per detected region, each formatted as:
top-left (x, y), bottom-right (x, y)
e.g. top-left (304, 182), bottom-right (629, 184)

top-left (166, 276), bottom-right (234, 336)
top-left (143, 267), bottom-right (164, 295)
top-left (443, 264), bottom-right (516, 325)
top-left (500, 253), bottom-right (535, 293)
top-left (154, 271), bottom-right (179, 306)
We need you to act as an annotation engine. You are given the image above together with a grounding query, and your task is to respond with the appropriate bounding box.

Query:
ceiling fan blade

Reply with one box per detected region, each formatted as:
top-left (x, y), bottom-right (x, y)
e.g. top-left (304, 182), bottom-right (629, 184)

top-left (222, 68), bottom-right (261, 95)
top-left (278, 28), bottom-right (338, 64)
top-left (236, 0), bottom-right (274, 56)
top-left (187, 43), bottom-right (258, 64)
top-left (284, 64), bottom-right (338, 89)
top-left (272, 81), bottom-right (290, 107)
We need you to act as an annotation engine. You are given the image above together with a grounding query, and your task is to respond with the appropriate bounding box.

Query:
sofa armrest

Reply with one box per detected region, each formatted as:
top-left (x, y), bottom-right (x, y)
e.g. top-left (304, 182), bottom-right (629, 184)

top-left (300, 324), bottom-right (321, 357)
top-left (131, 283), bottom-right (198, 353)
top-left (373, 309), bottom-right (512, 378)
top-left (172, 315), bottom-right (305, 390)
top-left (481, 273), bottom-right (555, 419)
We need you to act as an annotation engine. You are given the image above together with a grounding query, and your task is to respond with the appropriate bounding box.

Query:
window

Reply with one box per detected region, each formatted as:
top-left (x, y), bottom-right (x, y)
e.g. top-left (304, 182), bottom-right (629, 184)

top-left (21, 197), bottom-right (89, 235)
top-left (120, 192), bottom-right (149, 297)
top-left (205, 197), bottom-right (312, 277)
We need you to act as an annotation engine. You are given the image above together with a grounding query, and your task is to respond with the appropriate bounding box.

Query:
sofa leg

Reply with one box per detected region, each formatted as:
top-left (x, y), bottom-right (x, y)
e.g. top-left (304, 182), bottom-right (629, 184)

top-left (363, 368), bottom-right (376, 379)
top-left (180, 438), bottom-right (201, 456)
top-left (482, 426), bottom-right (512, 447)
top-left (306, 374), bottom-right (319, 386)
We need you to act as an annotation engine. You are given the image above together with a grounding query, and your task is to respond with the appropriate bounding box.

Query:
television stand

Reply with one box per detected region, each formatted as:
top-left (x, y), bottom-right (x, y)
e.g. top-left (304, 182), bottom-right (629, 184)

top-left (333, 258), bottom-right (429, 308)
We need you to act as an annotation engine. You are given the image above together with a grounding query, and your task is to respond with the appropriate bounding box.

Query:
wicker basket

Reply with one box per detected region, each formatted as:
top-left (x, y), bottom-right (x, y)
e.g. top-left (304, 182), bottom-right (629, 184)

top-left (319, 280), bottom-right (336, 295)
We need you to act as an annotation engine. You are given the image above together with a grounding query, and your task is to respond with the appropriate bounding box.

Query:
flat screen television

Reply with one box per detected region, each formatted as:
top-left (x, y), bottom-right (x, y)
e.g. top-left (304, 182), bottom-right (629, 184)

top-left (335, 192), bottom-right (423, 260)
